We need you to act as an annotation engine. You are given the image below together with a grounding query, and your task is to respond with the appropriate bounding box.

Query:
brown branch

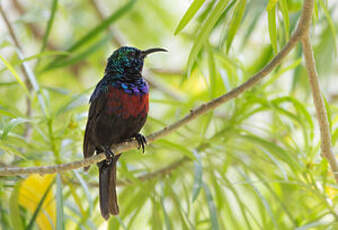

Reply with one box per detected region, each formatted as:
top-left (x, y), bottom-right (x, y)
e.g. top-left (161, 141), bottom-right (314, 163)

top-left (301, 36), bottom-right (338, 183)
top-left (0, 0), bottom-right (317, 176)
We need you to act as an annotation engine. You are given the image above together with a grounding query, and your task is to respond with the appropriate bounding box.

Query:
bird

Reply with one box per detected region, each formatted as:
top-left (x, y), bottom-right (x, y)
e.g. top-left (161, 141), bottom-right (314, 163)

top-left (83, 46), bottom-right (167, 220)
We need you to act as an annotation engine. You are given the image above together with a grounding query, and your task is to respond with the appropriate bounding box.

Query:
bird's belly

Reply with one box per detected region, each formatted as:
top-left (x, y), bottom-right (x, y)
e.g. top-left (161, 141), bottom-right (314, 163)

top-left (92, 87), bottom-right (149, 145)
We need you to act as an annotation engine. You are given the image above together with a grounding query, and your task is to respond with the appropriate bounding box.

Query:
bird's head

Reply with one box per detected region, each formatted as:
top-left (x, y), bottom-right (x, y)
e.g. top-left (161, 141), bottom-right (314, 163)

top-left (105, 46), bottom-right (167, 76)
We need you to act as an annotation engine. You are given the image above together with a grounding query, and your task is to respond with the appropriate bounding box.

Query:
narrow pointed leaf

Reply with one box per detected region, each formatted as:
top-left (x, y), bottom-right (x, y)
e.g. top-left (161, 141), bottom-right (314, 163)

top-left (267, 5), bottom-right (277, 53)
top-left (203, 183), bottom-right (219, 230)
top-left (226, 0), bottom-right (246, 52)
top-left (56, 175), bottom-right (64, 230)
top-left (175, 0), bottom-right (206, 34)
top-left (187, 0), bottom-right (230, 76)
top-left (41, 0), bottom-right (58, 53)
top-left (191, 150), bottom-right (203, 202)
top-left (0, 55), bottom-right (29, 94)
top-left (9, 182), bottom-right (24, 230)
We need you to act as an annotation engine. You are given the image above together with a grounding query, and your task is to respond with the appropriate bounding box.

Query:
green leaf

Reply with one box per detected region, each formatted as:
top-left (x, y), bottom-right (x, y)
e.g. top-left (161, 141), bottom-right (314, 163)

top-left (56, 174), bottom-right (64, 230)
top-left (239, 171), bottom-right (278, 229)
top-left (67, 0), bottom-right (136, 53)
top-left (241, 134), bottom-right (300, 170)
top-left (25, 179), bottom-right (55, 230)
top-left (160, 195), bottom-right (172, 230)
top-left (203, 183), bottom-right (219, 230)
top-left (272, 96), bottom-right (314, 142)
top-left (45, 32), bottom-right (113, 71)
top-left (267, 5), bottom-right (277, 53)
top-left (74, 170), bottom-right (93, 213)
top-left (9, 182), bottom-right (24, 230)
top-left (1, 118), bottom-right (30, 140)
top-left (15, 50), bottom-right (48, 116)
top-left (41, 0), bottom-right (58, 53)
top-left (295, 221), bottom-right (332, 230)
top-left (186, 0), bottom-right (230, 76)
top-left (156, 139), bottom-right (196, 160)
top-left (226, 0), bottom-right (246, 52)
top-left (22, 51), bottom-right (70, 63)
top-left (266, 0), bottom-right (278, 11)
top-left (42, 0), bottom-right (136, 71)
top-left (108, 217), bottom-right (120, 230)
top-left (191, 150), bottom-right (203, 202)
top-left (221, 176), bottom-right (253, 230)
top-left (174, 0), bottom-right (206, 35)
top-left (54, 88), bottom-right (91, 117)
top-left (318, 0), bottom-right (337, 55)
top-left (0, 55), bottom-right (29, 94)
top-left (207, 46), bottom-right (217, 98)
top-left (151, 196), bottom-right (162, 229)
top-left (278, 0), bottom-right (290, 41)
top-left (313, 0), bottom-right (318, 22)
top-left (0, 141), bottom-right (27, 159)
top-left (332, 128), bottom-right (338, 146)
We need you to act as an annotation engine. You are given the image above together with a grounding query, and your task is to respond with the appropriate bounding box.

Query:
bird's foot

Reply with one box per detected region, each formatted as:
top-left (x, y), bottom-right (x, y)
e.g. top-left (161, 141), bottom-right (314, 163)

top-left (135, 134), bottom-right (147, 153)
top-left (103, 147), bottom-right (114, 165)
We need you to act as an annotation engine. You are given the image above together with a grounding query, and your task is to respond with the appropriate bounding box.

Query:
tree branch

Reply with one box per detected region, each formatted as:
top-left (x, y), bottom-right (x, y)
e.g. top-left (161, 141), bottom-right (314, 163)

top-left (301, 36), bottom-right (338, 183)
top-left (0, 0), bottom-right (318, 177)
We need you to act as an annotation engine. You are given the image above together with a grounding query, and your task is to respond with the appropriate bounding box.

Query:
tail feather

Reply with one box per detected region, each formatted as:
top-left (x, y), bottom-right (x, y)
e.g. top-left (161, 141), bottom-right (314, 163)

top-left (99, 155), bottom-right (120, 219)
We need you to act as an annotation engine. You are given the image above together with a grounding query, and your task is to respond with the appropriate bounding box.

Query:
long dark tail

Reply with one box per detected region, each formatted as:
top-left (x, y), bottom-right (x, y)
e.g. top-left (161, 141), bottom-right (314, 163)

top-left (99, 155), bottom-right (121, 219)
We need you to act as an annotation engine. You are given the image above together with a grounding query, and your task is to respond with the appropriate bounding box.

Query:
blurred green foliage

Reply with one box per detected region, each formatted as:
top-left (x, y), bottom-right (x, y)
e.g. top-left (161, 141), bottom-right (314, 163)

top-left (0, 0), bottom-right (337, 229)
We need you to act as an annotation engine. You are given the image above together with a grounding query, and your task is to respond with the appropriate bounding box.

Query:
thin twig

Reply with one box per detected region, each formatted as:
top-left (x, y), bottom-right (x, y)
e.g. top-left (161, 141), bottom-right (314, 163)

top-left (0, 0), bottom-right (318, 177)
top-left (301, 36), bottom-right (338, 183)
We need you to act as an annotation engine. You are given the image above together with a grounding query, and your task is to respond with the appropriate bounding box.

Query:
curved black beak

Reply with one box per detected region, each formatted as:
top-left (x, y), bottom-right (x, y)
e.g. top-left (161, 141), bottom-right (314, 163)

top-left (140, 48), bottom-right (167, 58)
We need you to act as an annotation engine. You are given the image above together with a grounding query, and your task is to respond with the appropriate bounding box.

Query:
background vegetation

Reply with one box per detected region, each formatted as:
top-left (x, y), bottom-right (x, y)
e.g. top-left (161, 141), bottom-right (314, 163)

top-left (0, 0), bottom-right (337, 229)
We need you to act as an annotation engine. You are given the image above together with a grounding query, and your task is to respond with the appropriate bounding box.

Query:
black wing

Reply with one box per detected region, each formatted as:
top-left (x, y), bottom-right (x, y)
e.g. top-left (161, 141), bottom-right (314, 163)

top-left (83, 83), bottom-right (107, 170)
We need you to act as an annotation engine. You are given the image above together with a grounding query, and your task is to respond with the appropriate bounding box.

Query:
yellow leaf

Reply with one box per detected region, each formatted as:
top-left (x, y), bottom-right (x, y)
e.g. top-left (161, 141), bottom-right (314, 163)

top-left (19, 174), bottom-right (56, 230)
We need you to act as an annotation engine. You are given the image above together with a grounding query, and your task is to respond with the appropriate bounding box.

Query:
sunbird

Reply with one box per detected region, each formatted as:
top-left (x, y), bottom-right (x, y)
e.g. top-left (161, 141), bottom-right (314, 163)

top-left (83, 46), bottom-right (167, 219)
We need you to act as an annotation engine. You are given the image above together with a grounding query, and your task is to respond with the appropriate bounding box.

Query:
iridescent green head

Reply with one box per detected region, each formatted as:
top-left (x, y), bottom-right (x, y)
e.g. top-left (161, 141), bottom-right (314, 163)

top-left (105, 46), bottom-right (167, 75)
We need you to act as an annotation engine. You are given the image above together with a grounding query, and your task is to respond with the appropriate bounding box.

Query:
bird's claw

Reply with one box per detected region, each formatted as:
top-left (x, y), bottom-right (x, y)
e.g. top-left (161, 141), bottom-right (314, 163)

top-left (135, 134), bottom-right (147, 153)
top-left (103, 147), bottom-right (114, 165)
